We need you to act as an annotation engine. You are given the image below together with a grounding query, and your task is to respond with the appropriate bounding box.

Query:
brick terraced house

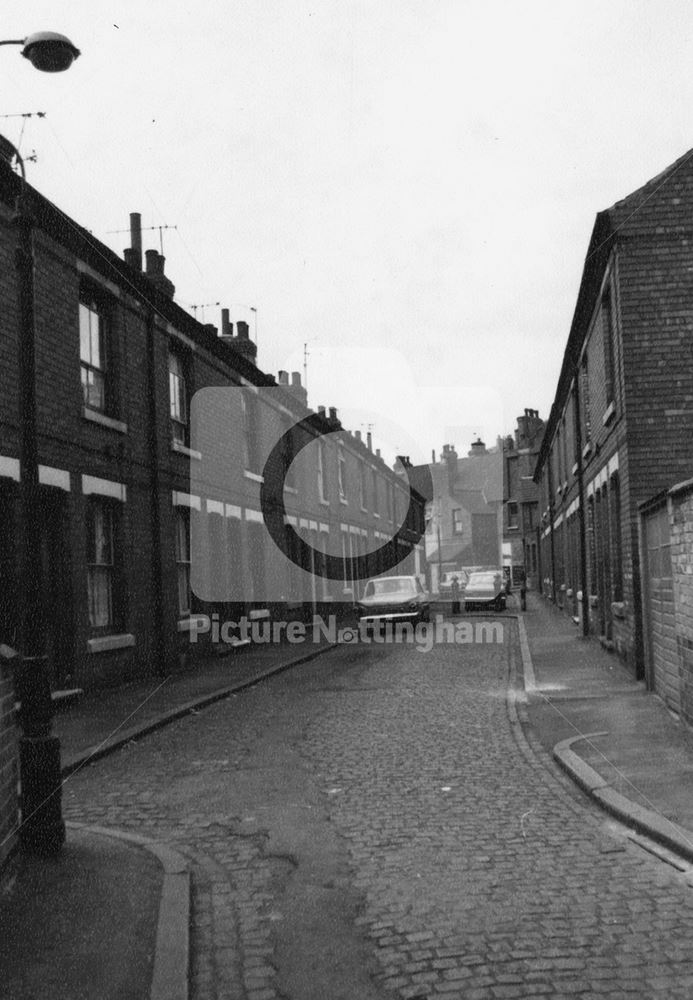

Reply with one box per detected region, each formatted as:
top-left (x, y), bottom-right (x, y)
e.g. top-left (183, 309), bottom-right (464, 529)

top-left (502, 409), bottom-right (544, 590)
top-left (534, 148), bottom-right (693, 679)
top-left (0, 156), bottom-right (424, 867)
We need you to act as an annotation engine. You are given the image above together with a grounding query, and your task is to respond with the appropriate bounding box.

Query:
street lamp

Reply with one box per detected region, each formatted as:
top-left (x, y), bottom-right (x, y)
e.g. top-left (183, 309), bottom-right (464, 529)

top-left (3, 29), bottom-right (79, 856)
top-left (0, 32), bottom-right (80, 73)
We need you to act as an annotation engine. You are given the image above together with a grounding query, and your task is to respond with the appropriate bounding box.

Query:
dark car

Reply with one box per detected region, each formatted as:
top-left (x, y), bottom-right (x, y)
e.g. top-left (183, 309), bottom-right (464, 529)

top-left (464, 570), bottom-right (506, 611)
top-left (356, 575), bottom-right (430, 628)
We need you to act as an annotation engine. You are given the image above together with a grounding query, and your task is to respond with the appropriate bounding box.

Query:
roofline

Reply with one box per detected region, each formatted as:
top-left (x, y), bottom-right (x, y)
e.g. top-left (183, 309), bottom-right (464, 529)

top-left (0, 158), bottom-right (271, 388)
top-left (534, 210), bottom-right (615, 479)
top-left (0, 158), bottom-right (414, 490)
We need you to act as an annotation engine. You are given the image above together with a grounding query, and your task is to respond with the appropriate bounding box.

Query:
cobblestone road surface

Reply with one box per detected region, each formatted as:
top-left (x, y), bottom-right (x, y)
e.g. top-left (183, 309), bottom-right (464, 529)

top-left (64, 626), bottom-right (693, 999)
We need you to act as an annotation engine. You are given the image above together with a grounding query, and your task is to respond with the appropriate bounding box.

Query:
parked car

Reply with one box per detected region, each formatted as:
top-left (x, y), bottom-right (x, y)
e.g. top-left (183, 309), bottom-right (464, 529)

top-left (356, 575), bottom-right (430, 627)
top-left (439, 570), bottom-right (469, 596)
top-left (464, 570), bottom-right (506, 611)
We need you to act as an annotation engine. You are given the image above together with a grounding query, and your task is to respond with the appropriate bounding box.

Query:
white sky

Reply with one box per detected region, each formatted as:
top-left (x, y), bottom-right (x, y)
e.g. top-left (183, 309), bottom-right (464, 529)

top-left (3, 1), bottom-right (693, 463)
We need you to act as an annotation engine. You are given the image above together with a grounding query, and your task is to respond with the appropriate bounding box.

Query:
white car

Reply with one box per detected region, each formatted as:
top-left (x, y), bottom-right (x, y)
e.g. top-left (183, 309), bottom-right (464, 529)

top-left (464, 571), bottom-right (506, 611)
top-left (356, 575), bottom-right (430, 627)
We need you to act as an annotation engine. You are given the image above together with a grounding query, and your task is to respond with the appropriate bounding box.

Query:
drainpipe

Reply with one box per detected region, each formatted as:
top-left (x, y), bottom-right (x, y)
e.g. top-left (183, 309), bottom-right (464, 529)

top-left (145, 309), bottom-right (167, 676)
top-left (547, 455), bottom-right (557, 603)
top-left (572, 368), bottom-right (590, 637)
top-left (14, 179), bottom-right (65, 854)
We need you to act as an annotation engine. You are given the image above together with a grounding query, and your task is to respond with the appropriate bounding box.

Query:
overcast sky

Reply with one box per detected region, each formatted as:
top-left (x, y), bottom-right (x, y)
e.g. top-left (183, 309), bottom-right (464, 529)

top-left (4, 1), bottom-right (693, 463)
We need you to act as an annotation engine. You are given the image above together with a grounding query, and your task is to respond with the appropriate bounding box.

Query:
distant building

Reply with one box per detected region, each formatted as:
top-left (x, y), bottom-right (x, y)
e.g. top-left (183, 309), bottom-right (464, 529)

top-left (534, 148), bottom-right (693, 679)
top-left (405, 440), bottom-right (503, 593)
top-left (502, 409), bottom-right (544, 589)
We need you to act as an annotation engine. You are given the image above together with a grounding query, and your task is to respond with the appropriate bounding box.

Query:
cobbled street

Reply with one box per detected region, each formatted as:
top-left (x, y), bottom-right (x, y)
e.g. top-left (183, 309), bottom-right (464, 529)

top-left (63, 624), bottom-right (693, 1000)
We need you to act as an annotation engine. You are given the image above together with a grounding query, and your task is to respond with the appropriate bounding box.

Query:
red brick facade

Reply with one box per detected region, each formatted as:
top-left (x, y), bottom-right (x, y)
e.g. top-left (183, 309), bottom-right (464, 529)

top-left (0, 156), bottom-right (425, 868)
top-left (535, 149), bottom-right (693, 676)
top-left (0, 661), bottom-right (17, 870)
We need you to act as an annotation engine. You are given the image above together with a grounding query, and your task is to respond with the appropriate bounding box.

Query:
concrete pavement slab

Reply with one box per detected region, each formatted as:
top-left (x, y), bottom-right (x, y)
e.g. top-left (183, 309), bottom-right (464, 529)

top-left (519, 592), bottom-right (693, 862)
top-left (0, 826), bottom-right (161, 1000)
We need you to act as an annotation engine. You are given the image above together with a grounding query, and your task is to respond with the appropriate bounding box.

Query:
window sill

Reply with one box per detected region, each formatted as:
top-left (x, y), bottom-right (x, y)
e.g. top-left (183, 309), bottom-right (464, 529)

top-left (373, 512), bottom-right (380, 518)
top-left (319, 498), bottom-right (330, 507)
top-left (244, 470), bottom-right (264, 483)
top-left (87, 633), bottom-right (135, 654)
top-left (571, 463), bottom-right (578, 476)
top-left (582, 442), bottom-right (592, 459)
top-left (339, 496), bottom-right (349, 506)
top-left (602, 402), bottom-right (616, 426)
top-left (177, 615), bottom-right (208, 633)
top-left (171, 440), bottom-right (202, 460)
top-left (284, 485), bottom-right (298, 494)
top-left (83, 407), bottom-right (128, 434)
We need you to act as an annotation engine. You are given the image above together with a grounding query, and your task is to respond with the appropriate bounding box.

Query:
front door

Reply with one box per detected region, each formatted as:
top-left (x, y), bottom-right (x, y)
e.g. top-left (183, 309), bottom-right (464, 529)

top-left (39, 487), bottom-right (74, 689)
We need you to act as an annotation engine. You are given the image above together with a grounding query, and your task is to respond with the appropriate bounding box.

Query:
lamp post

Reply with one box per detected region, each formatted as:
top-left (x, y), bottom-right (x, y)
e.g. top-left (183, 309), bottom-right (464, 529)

top-left (0, 32), bottom-right (80, 73)
top-left (4, 29), bottom-right (80, 856)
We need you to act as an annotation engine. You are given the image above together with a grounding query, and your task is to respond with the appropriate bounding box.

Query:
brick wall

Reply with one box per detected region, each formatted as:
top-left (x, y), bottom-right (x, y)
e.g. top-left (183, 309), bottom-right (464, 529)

top-left (0, 161), bottom-right (425, 691)
top-left (0, 662), bottom-right (17, 873)
top-left (668, 484), bottom-right (693, 729)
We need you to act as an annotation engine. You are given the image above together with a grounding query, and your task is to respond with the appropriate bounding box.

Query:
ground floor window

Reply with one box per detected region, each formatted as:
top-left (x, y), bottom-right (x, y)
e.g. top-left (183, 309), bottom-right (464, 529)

top-left (175, 508), bottom-right (191, 615)
top-left (87, 499), bottom-right (116, 629)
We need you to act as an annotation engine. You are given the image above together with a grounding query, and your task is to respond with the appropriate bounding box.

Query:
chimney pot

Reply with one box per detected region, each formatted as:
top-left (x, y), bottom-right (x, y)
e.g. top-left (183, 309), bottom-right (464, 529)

top-left (355, 430), bottom-right (362, 441)
top-left (318, 405), bottom-right (326, 416)
top-left (130, 213), bottom-right (142, 252)
top-left (291, 372), bottom-right (301, 386)
top-left (329, 406), bottom-right (338, 422)
top-left (124, 212), bottom-right (142, 270)
top-left (221, 308), bottom-right (232, 337)
top-left (376, 448), bottom-right (381, 459)
top-left (145, 249), bottom-right (163, 275)
top-left (278, 370), bottom-right (289, 385)
top-left (237, 320), bottom-right (250, 340)
top-left (366, 430), bottom-right (372, 451)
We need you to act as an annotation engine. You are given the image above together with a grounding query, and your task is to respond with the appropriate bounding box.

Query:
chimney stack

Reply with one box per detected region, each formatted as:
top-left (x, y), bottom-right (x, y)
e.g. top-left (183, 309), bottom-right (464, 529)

top-left (366, 430), bottom-right (373, 451)
top-left (287, 371), bottom-right (308, 407)
top-left (218, 309), bottom-right (257, 365)
top-left (278, 370), bottom-right (289, 386)
top-left (144, 247), bottom-right (175, 297)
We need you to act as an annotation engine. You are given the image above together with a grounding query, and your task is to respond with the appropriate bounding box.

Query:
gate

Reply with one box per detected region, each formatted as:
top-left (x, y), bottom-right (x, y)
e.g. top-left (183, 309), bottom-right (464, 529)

top-left (642, 504), bottom-right (680, 713)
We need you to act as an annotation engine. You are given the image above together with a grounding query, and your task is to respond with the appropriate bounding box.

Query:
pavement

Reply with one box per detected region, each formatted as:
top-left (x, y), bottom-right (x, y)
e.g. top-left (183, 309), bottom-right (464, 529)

top-left (4, 595), bottom-right (693, 997)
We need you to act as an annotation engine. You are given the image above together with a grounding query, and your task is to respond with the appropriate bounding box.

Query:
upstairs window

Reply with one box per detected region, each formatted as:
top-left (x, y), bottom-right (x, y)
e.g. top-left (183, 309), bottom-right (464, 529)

top-left (452, 508), bottom-right (463, 534)
top-left (602, 289), bottom-right (617, 407)
top-left (359, 461), bottom-right (367, 509)
top-left (282, 419), bottom-right (296, 489)
top-left (580, 355), bottom-right (591, 444)
top-left (168, 350), bottom-right (189, 445)
top-left (338, 449), bottom-right (347, 501)
top-left (242, 392), bottom-right (261, 473)
top-left (317, 440), bottom-right (328, 502)
top-left (80, 293), bottom-right (108, 412)
top-left (507, 501), bottom-right (519, 529)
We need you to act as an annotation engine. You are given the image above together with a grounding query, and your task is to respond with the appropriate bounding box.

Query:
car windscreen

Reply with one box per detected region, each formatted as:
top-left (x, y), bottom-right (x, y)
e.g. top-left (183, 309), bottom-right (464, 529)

top-left (468, 574), bottom-right (497, 587)
top-left (364, 578), bottom-right (416, 598)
